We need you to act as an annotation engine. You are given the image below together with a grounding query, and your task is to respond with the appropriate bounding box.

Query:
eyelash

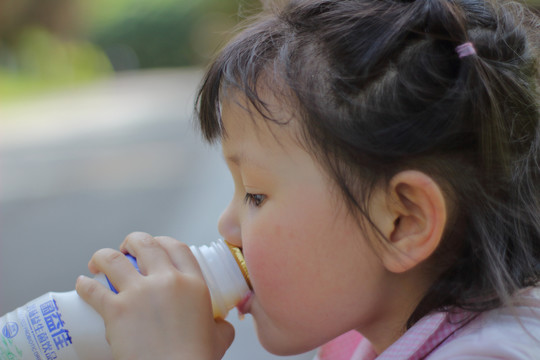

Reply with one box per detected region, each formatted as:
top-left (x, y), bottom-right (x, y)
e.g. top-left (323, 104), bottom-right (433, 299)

top-left (244, 193), bottom-right (265, 207)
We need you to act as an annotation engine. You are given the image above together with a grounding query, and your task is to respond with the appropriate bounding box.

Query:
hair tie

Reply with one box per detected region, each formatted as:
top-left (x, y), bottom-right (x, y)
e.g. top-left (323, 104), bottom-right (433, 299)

top-left (456, 42), bottom-right (476, 58)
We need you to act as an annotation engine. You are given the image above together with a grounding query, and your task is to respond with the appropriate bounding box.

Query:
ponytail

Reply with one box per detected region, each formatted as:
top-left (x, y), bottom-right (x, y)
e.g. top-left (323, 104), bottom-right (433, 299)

top-left (407, 0), bottom-right (540, 325)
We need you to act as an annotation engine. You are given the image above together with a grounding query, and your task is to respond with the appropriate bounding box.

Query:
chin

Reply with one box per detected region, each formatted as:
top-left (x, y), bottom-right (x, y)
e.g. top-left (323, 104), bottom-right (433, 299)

top-left (260, 341), bottom-right (316, 357)
top-left (254, 324), bottom-right (321, 356)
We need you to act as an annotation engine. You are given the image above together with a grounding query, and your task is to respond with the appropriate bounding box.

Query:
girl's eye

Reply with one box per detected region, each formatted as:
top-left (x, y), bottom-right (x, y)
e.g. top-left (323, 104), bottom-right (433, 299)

top-left (244, 193), bottom-right (266, 207)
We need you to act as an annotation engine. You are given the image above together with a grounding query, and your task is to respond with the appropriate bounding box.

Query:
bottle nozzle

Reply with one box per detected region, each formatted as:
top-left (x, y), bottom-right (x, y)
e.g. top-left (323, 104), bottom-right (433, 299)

top-left (225, 242), bottom-right (252, 290)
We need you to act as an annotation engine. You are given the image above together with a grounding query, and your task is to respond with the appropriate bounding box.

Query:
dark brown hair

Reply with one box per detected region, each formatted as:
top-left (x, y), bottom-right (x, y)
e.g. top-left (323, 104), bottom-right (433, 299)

top-left (196, 0), bottom-right (540, 327)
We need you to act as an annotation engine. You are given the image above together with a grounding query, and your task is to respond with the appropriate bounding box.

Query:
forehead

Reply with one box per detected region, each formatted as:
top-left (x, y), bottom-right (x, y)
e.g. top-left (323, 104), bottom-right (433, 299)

top-left (219, 88), bottom-right (302, 151)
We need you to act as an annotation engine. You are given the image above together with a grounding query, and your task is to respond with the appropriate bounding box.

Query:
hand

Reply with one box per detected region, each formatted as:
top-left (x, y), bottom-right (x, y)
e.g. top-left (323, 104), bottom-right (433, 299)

top-left (76, 232), bottom-right (235, 360)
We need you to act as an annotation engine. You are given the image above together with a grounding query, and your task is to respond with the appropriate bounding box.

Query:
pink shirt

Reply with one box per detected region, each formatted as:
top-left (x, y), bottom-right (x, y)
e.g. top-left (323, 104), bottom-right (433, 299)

top-left (315, 287), bottom-right (540, 360)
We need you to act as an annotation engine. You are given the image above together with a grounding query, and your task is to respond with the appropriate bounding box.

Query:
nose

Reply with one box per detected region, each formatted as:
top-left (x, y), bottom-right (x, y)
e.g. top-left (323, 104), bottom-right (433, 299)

top-left (218, 200), bottom-right (242, 248)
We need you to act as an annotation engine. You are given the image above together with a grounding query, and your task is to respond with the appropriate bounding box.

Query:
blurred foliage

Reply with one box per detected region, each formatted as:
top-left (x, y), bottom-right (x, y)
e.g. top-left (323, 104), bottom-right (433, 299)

top-left (86, 0), bottom-right (260, 69)
top-left (0, 0), bottom-right (538, 102)
top-left (0, 0), bottom-right (258, 102)
top-left (0, 27), bottom-right (112, 101)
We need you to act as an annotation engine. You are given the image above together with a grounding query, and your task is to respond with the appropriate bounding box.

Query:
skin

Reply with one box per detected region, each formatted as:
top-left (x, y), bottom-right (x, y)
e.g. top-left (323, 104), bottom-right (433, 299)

top-left (76, 234), bottom-right (234, 360)
top-left (76, 91), bottom-right (448, 359)
top-left (216, 94), bottom-right (447, 355)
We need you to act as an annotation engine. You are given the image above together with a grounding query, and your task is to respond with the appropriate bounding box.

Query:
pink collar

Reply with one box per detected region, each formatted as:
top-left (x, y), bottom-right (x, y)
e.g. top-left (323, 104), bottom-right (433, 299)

top-left (317, 311), bottom-right (469, 360)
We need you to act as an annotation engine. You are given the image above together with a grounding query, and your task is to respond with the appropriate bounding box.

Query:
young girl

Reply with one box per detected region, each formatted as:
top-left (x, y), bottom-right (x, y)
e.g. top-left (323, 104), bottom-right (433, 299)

top-left (76, 0), bottom-right (540, 358)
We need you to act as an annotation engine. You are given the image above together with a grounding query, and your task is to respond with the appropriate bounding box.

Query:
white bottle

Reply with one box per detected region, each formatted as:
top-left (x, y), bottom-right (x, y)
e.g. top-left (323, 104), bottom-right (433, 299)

top-left (0, 240), bottom-right (251, 360)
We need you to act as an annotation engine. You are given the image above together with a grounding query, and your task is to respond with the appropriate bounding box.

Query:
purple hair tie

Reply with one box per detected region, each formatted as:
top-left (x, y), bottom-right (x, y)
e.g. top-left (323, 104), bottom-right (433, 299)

top-left (456, 42), bottom-right (476, 58)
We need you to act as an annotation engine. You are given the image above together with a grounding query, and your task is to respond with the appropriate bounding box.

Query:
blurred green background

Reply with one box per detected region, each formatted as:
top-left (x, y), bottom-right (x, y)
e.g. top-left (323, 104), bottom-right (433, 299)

top-left (0, 0), bottom-right (259, 103)
top-left (1, 0), bottom-right (539, 104)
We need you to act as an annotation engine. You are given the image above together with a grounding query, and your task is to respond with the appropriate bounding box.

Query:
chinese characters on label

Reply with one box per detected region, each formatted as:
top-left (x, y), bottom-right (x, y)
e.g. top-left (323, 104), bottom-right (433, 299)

top-left (26, 299), bottom-right (73, 360)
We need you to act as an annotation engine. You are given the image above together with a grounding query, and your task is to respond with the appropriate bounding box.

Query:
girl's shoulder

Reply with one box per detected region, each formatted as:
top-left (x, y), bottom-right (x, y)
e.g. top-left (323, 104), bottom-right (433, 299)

top-left (429, 287), bottom-right (540, 359)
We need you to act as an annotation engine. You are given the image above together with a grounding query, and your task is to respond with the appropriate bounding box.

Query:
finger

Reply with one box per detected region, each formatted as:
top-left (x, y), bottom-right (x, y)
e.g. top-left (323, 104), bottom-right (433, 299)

top-left (76, 275), bottom-right (115, 317)
top-left (153, 236), bottom-right (204, 276)
top-left (119, 232), bottom-right (172, 274)
top-left (214, 319), bottom-right (235, 359)
top-left (90, 248), bottom-right (140, 292)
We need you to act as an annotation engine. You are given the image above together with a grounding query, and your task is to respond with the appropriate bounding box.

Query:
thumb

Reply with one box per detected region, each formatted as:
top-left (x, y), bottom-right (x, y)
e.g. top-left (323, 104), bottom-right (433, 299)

top-left (214, 319), bottom-right (235, 358)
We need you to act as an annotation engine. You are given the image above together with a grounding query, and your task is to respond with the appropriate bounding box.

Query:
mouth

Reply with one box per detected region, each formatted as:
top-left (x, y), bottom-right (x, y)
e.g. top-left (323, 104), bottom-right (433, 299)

top-left (236, 290), bottom-right (254, 316)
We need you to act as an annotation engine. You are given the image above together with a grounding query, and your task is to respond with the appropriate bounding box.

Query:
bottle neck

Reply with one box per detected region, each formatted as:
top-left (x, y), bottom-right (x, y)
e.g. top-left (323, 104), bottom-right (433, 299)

top-left (190, 240), bottom-right (250, 318)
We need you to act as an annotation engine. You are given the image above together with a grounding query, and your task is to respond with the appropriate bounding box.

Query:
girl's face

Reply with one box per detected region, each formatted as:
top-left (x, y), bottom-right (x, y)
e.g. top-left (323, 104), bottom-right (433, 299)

top-left (218, 95), bottom-right (392, 355)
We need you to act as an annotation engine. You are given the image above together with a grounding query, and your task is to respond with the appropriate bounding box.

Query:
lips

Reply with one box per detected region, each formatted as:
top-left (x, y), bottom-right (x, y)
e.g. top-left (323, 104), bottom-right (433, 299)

top-left (236, 290), bottom-right (254, 315)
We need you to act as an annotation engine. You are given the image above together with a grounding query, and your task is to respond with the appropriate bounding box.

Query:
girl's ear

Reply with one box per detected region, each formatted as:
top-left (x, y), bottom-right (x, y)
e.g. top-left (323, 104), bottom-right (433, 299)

top-left (375, 170), bottom-right (447, 273)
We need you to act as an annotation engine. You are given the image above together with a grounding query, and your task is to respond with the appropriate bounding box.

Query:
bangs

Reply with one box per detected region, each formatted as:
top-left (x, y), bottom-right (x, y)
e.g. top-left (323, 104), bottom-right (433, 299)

top-left (195, 14), bottom-right (291, 144)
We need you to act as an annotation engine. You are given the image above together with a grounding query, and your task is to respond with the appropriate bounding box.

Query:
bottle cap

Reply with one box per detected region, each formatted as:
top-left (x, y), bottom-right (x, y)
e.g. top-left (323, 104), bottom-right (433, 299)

top-left (225, 242), bottom-right (252, 289)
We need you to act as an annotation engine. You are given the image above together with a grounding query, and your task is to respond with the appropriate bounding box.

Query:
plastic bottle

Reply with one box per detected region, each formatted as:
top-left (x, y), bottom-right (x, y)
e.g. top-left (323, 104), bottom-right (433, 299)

top-left (0, 239), bottom-right (251, 360)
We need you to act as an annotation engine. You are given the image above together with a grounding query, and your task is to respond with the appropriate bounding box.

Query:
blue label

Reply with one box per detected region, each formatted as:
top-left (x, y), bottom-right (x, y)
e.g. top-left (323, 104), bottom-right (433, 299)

top-left (2, 322), bottom-right (19, 338)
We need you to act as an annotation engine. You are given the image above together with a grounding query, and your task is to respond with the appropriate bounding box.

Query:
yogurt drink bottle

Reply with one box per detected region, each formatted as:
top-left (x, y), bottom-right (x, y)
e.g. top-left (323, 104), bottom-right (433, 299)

top-left (0, 240), bottom-right (250, 360)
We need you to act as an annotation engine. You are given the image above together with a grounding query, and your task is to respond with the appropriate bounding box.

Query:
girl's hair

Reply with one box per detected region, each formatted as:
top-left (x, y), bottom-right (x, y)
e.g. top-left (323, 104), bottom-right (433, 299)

top-left (196, 0), bottom-right (540, 327)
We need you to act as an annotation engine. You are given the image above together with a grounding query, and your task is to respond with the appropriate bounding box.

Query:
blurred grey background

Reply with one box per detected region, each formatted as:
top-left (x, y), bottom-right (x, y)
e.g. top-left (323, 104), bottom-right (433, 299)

top-left (5, 0), bottom-right (537, 358)
top-left (0, 0), bottom-right (315, 358)
top-left (0, 69), bottom-right (315, 360)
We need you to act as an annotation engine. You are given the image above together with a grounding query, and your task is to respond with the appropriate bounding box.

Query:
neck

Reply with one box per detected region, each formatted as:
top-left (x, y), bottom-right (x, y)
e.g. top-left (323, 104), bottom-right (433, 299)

top-left (358, 269), bottom-right (433, 354)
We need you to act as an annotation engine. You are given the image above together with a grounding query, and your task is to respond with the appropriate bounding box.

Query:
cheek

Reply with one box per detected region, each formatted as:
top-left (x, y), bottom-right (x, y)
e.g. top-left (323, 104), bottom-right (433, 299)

top-left (242, 206), bottom-right (340, 308)
top-left (242, 192), bottom-right (345, 287)
top-left (243, 222), bottom-right (295, 292)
